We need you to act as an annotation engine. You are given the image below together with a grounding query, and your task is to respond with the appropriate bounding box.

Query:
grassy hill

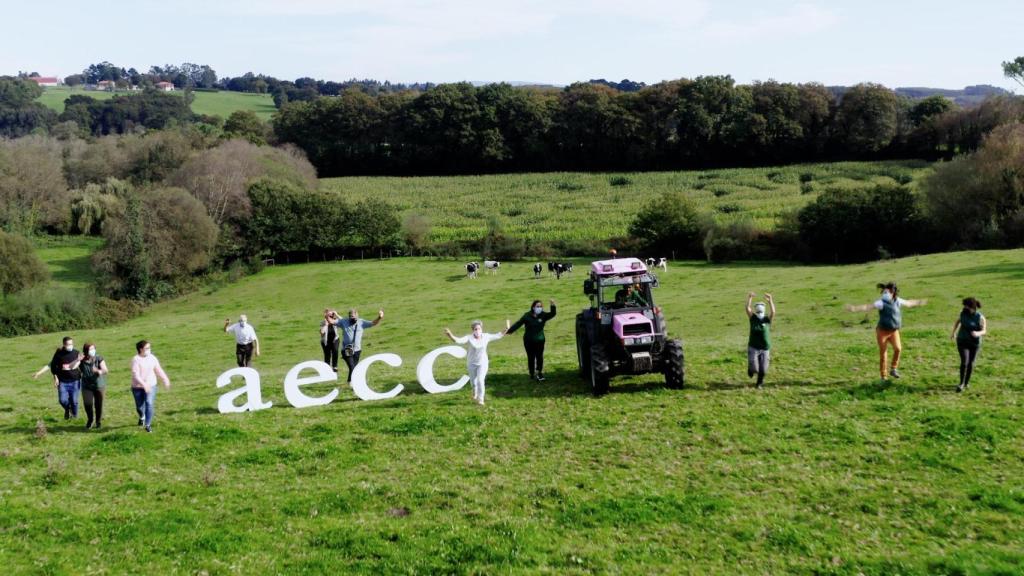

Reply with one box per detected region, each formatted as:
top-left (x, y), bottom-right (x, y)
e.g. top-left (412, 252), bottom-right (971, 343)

top-left (2, 250), bottom-right (1022, 574)
top-left (320, 160), bottom-right (933, 245)
top-left (36, 86), bottom-right (277, 121)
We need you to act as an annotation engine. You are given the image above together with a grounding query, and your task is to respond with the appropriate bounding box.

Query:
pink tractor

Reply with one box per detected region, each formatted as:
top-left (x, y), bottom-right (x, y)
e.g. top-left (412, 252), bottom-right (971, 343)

top-left (575, 257), bottom-right (684, 395)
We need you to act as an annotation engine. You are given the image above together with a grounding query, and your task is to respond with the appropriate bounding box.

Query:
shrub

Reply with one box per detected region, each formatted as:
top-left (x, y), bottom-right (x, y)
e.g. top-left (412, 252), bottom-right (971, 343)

top-left (922, 123), bottom-right (1024, 248)
top-left (223, 110), bottom-right (270, 145)
top-left (628, 191), bottom-right (702, 258)
top-left (799, 172), bottom-right (814, 183)
top-left (555, 182), bottom-right (584, 191)
top-left (481, 217), bottom-right (525, 261)
top-left (70, 180), bottom-right (125, 235)
top-left (402, 213), bottom-right (432, 255)
top-left (0, 136), bottom-right (70, 234)
top-left (0, 231), bottom-right (50, 297)
top-left (702, 218), bottom-right (764, 263)
top-left (800, 182), bottom-right (814, 195)
top-left (95, 188), bottom-right (218, 299)
top-left (609, 176), bottom-right (632, 187)
top-left (715, 203), bottom-right (741, 214)
top-left (0, 286), bottom-right (141, 337)
top-left (797, 183), bottom-right (927, 263)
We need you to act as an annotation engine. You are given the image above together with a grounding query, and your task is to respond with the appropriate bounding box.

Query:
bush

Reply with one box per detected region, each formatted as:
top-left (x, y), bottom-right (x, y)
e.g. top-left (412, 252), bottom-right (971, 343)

top-left (797, 184), bottom-right (927, 263)
top-left (0, 136), bottom-right (70, 234)
top-left (800, 182), bottom-right (814, 195)
top-left (480, 217), bottom-right (525, 261)
top-left (922, 123), bottom-right (1024, 248)
top-left (70, 180), bottom-right (125, 235)
top-left (609, 176), bottom-right (632, 187)
top-left (0, 286), bottom-right (141, 337)
top-left (95, 188), bottom-right (219, 299)
top-left (628, 191), bottom-right (703, 258)
top-left (0, 231), bottom-right (50, 297)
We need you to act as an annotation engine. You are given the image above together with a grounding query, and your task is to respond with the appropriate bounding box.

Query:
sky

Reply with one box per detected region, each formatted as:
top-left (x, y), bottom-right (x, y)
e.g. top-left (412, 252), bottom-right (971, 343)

top-left (4, 0), bottom-right (1022, 90)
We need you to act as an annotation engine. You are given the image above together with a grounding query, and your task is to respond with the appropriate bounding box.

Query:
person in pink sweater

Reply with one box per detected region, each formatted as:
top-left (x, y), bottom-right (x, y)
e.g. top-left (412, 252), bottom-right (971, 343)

top-left (130, 340), bottom-right (171, 432)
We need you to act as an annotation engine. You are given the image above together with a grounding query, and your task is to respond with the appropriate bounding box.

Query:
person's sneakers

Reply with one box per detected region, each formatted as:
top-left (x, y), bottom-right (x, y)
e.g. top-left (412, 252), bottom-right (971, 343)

top-left (332, 367), bottom-right (338, 373)
top-left (145, 425), bottom-right (152, 433)
top-left (890, 368), bottom-right (901, 379)
top-left (64, 408), bottom-right (71, 420)
top-left (85, 420), bottom-right (93, 429)
top-left (537, 373), bottom-right (546, 381)
top-left (94, 422), bottom-right (102, 430)
top-left (138, 417), bottom-right (144, 426)
top-left (956, 383), bottom-right (965, 393)
top-left (529, 373), bottom-right (535, 381)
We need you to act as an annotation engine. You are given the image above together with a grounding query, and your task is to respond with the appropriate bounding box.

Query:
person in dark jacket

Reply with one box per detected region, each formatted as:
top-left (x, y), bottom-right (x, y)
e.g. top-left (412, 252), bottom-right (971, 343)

top-left (34, 336), bottom-right (83, 420)
top-left (951, 297), bottom-right (987, 392)
top-left (507, 299), bottom-right (556, 381)
top-left (79, 342), bottom-right (109, 429)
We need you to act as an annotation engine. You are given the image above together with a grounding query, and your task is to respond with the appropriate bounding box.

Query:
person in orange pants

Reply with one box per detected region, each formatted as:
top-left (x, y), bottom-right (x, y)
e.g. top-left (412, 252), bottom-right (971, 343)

top-left (848, 282), bottom-right (927, 380)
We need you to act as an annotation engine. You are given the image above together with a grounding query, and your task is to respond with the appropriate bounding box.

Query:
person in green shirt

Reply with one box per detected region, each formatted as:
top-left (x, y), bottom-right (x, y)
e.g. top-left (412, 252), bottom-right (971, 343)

top-left (951, 296), bottom-right (987, 393)
top-left (745, 292), bottom-right (775, 388)
top-left (507, 299), bottom-right (556, 381)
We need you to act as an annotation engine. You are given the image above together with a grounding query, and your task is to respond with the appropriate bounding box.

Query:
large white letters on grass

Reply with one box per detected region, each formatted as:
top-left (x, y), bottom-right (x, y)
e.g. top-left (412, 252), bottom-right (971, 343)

top-left (350, 353), bottom-right (405, 401)
top-left (416, 345), bottom-right (470, 393)
top-left (215, 346), bottom-right (471, 413)
top-left (217, 367), bottom-right (274, 413)
top-left (284, 360), bottom-right (339, 408)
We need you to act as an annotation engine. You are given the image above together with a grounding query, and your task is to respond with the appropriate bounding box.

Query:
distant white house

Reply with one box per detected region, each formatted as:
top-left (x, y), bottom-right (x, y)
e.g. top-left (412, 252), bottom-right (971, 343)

top-left (97, 80), bottom-right (116, 91)
top-left (28, 76), bottom-right (60, 87)
top-left (155, 81), bottom-right (174, 92)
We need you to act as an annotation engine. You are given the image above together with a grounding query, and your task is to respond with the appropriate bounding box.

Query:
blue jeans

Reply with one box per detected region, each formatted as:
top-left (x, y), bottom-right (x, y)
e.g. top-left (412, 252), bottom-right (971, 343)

top-left (58, 380), bottom-right (80, 417)
top-left (132, 387), bottom-right (157, 427)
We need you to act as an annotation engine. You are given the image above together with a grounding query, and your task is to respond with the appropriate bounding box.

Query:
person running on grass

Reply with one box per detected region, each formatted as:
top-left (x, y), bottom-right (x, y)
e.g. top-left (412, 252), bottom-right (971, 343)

top-left (507, 299), bottom-right (556, 381)
top-left (745, 292), bottom-right (775, 389)
top-left (329, 308), bottom-right (385, 383)
top-left (79, 342), bottom-right (109, 430)
top-left (33, 336), bottom-right (83, 420)
top-left (224, 314), bottom-right (260, 367)
top-left (444, 319), bottom-right (510, 406)
top-left (951, 297), bottom-right (987, 393)
top-left (130, 340), bottom-right (171, 433)
top-left (847, 282), bottom-right (927, 381)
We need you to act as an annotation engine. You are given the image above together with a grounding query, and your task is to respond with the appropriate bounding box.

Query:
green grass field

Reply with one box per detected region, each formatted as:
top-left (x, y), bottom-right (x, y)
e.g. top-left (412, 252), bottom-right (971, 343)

top-left (3, 249), bottom-right (1022, 574)
top-left (36, 87), bottom-right (277, 121)
top-left (320, 160), bottom-right (932, 245)
top-left (32, 235), bottom-right (104, 290)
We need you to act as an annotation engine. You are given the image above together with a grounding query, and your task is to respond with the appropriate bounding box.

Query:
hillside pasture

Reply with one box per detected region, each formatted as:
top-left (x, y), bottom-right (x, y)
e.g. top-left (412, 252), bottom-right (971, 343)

top-left (36, 87), bottom-right (276, 121)
top-left (1, 250), bottom-right (1022, 574)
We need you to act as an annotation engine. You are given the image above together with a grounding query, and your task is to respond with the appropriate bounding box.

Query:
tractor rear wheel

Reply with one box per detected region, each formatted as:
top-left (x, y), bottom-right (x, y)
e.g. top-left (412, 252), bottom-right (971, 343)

top-left (590, 344), bottom-right (610, 396)
top-left (664, 339), bottom-right (685, 389)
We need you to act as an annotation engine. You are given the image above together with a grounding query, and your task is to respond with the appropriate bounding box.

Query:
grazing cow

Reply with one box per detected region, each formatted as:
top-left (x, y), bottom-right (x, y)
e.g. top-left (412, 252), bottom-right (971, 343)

top-left (484, 260), bottom-right (500, 274)
top-left (553, 262), bottom-right (573, 279)
top-left (657, 257), bottom-right (667, 272)
top-left (547, 261), bottom-right (556, 276)
top-left (645, 257), bottom-right (656, 267)
top-left (533, 263), bottom-right (542, 278)
top-left (466, 262), bottom-right (479, 279)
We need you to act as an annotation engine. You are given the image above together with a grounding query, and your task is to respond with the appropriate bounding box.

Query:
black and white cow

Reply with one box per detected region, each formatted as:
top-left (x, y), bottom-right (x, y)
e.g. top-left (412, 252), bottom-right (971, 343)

top-left (552, 262), bottom-right (573, 279)
top-left (466, 261), bottom-right (479, 279)
top-left (533, 263), bottom-right (543, 278)
top-left (484, 260), bottom-right (500, 274)
top-left (656, 257), bottom-right (667, 272)
top-left (645, 257), bottom-right (656, 267)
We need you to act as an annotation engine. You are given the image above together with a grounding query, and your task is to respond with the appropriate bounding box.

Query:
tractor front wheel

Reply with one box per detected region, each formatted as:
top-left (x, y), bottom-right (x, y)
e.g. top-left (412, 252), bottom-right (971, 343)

top-left (664, 339), bottom-right (685, 389)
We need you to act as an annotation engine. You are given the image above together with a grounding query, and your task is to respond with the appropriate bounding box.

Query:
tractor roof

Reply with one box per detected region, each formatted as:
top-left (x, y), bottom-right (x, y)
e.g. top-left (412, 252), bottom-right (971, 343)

top-left (591, 258), bottom-right (647, 276)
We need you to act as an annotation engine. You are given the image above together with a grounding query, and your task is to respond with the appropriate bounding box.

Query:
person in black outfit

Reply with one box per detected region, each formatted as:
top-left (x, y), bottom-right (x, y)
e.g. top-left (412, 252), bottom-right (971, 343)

top-left (36, 336), bottom-right (83, 420)
top-left (507, 299), bottom-right (557, 381)
top-left (320, 309), bottom-right (341, 372)
top-left (79, 342), bottom-right (109, 429)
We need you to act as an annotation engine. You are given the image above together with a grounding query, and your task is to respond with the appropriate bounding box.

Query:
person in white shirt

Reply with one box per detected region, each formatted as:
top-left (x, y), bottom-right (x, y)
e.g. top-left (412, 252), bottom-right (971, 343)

top-left (224, 314), bottom-right (260, 367)
top-left (444, 319), bottom-right (510, 405)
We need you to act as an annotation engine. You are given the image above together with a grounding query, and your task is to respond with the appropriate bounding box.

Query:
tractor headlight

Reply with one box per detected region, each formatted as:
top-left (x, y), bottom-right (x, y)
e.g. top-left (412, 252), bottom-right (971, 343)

top-left (624, 337), bottom-right (636, 345)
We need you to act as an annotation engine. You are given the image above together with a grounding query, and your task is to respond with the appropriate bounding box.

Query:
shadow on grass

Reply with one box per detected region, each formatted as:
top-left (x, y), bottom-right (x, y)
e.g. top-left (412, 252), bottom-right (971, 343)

top-left (44, 255), bottom-right (95, 286)
top-left (919, 262), bottom-right (1024, 281)
top-left (702, 379), bottom-right (849, 391)
top-left (0, 422), bottom-right (139, 436)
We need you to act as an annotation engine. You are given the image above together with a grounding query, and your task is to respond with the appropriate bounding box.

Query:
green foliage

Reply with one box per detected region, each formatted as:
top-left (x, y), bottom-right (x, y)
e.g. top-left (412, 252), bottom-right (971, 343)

top-left (222, 110), bottom-right (269, 145)
top-left (0, 285), bottom-right (140, 336)
top-left (0, 136), bottom-right (70, 234)
top-left (70, 180), bottom-right (125, 235)
top-left (1002, 56), bottom-right (1024, 88)
top-left (834, 83), bottom-right (901, 155)
top-left (0, 77), bottom-right (56, 137)
top-left (798, 184), bottom-right (926, 262)
top-left (0, 230), bottom-right (49, 297)
top-left (922, 123), bottom-right (1024, 248)
top-left (909, 95), bottom-right (955, 126)
top-left (480, 217), bottom-right (525, 261)
top-left (58, 90), bottom-right (194, 135)
top-left (628, 191), bottom-right (702, 257)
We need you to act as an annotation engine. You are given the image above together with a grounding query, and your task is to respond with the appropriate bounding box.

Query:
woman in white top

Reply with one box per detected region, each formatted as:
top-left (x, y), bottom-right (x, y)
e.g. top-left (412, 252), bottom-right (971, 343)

top-left (444, 319), bottom-right (510, 405)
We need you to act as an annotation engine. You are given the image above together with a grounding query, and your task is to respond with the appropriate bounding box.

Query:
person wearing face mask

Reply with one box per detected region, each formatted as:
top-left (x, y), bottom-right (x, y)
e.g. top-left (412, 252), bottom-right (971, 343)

top-left (320, 309), bottom-right (341, 372)
top-left (745, 292), bottom-right (775, 389)
top-left (330, 308), bottom-right (384, 383)
top-left (35, 336), bottom-right (83, 420)
top-left (847, 282), bottom-right (927, 381)
top-left (951, 297), bottom-right (987, 393)
top-left (79, 343), bottom-right (109, 429)
top-left (130, 340), bottom-right (171, 433)
top-left (224, 314), bottom-right (260, 367)
top-left (507, 299), bottom-right (557, 381)
top-left (444, 319), bottom-right (511, 405)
